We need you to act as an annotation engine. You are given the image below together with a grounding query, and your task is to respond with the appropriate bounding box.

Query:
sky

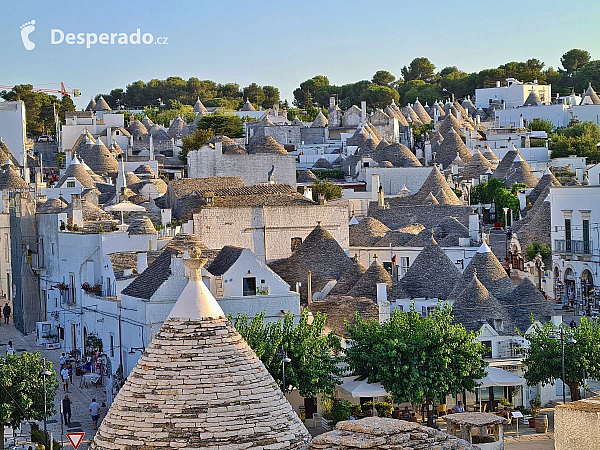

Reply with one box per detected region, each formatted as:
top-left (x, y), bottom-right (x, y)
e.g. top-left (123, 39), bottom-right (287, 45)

top-left (3, 0), bottom-right (600, 109)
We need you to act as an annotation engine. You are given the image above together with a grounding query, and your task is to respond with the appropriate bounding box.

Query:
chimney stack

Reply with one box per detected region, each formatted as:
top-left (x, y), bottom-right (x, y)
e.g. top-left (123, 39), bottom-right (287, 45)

top-left (318, 193), bottom-right (326, 205)
top-left (307, 270), bottom-right (312, 305)
top-left (378, 185), bottom-right (385, 208)
top-left (329, 97), bottom-right (336, 108)
top-left (361, 101), bottom-right (367, 126)
top-left (71, 193), bottom-right (83, 228)
top-left (137, 251), bottom-right (148, 273)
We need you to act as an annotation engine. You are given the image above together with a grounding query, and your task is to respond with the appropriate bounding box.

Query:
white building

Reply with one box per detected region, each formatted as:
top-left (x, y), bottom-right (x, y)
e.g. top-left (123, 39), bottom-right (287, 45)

top-left (494, 103), bottom-right (600, 129)
top-left (61, 111), bottom-right (126, 151)
top-left (549, 186), bottom-right (600, 309)
top-left (475, 78), bottom-right (551, 109)
top-left (0, 101), bottom-right (27, 165)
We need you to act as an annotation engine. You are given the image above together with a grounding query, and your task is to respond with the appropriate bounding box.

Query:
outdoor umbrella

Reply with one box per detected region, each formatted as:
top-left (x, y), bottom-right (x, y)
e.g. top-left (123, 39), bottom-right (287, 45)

top-left (105, 201), bottom-right (146, 224)
top-left (476, 367), bottom-right (526, 411)
top-left (338, 376), bottom-right (389, 398)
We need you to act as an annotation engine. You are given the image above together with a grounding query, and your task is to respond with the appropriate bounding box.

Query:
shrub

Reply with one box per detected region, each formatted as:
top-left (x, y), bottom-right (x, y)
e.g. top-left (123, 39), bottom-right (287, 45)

top-left (321, 396), bottom-right (354, 425)
top-left (529, 396), bottom-right (542, 418)
top-left (526, 243), bottom-right (551, 262)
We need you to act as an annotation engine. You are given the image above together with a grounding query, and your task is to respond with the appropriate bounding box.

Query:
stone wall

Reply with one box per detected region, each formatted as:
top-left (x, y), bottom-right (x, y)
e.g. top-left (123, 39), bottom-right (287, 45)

top-left (187, 146), bottom-right (296, 186)
top-left (300, 127), bottom-right (327, 145)
top-left (193, 201), bottom-right (349, 262)
top-left (555, 401), bottom-right (600, 450)
top-left (264, 125), bottom-right (302, 147)
top-left (342, 109), bottom-right (361, 128)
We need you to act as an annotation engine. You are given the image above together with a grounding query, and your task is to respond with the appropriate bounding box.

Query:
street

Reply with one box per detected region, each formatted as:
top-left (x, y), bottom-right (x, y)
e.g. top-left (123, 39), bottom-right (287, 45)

top-left (0, 323), bottom-right (104, 450)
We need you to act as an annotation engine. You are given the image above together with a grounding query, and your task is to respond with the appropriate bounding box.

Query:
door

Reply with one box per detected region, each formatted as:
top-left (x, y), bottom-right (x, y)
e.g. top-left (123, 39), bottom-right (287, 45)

top-left (71, 323), bottom-right (77, 355)
top-left (304, 398), bottom-right (317, 419)
top-left (243, 277), bottom-right (256, 296)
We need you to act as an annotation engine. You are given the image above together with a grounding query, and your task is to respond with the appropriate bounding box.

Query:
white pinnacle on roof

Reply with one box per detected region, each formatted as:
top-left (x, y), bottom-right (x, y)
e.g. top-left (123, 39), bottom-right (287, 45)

top-left (70, 155), bottom-right (81, 165)
top-left (477, 241), bottom-right (492, 253)
top-left (544, 166), bottom-right (552, 175)
top-left (81, 159), bottom-right (92, 171)
top-left (349, 216), bottom-right (359, 225)
top-left (4, 158), bottom-right (12, 166)
top-left (168, 251), bottom-right (224, 320)
top-left (514, 153), bottom-right (524, 162)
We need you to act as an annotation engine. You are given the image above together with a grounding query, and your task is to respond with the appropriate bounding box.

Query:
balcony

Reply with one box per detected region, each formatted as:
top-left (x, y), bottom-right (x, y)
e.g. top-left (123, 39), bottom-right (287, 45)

top-left (554, 239), bottom-right (593, 255)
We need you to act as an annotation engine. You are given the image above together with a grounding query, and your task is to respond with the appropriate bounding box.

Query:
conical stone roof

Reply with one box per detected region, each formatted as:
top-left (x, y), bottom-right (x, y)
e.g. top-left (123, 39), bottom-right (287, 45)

top-left (313, 158), bottom-right (333, 170)
top-left (91, 251), bottom-right (311, 450)
top-left (349, 217), bottom-right (390, 247)
top-left (492, 148), bottom-right (518, 180)
top-left (127, 119), bottom-right (148, 137)
top-left (404, 106), bottom-right (423, 126)
top-left (384, 105), bottom-right (409, 127)
top-left (0, 139), bottom-right (20, 166)
top-left (93, 96), bottom-right (110, 111)
top-left (241, 99), bottom-right (256, 111)
top-left (413, 166), bottom-right (462, 205)
top-left (80, 139), bottom-right (119, 176)
top-left (37, 197), bottom-right (67, 214)
top-left (438, 112), bottom-right (465, 138)
top-left (585, 82), bottom-right (600, 105)
top-left (71, 131), bottom-right (96, 153)
top-left (482, 146), bottom-right (500, 163)
top-left (423, 192), bottom-right (439, 205)
top-left (168, 116), bottom-right (189, 139)
top-left (125, 171), bottom-right (141, 186)
top-left (248, 136), bottom-right (288, 155)
top-left (56, 156), bottom-right (94, 188)
top-left (329, 258), bottom-right (367, 296)
top-left (85, 98), bottom-right (96, 111)
top-left (460, 149), bottom-right (494, 180)
top-left (207, 135), bottom-right (247, 155)
top-left (311, 111), bottom-right (328, 128)
top-left (141, 116), bottom-right (154, 130)
top-left (451, 242), bottom-right (514, 300)
top-left (193, 97), bottom-right (208, 114)
top-left (437, 127), bottom-right (472, 169)
top-left (373, 143), bottom-right (422, 168)
top-left (347, 258), bottom-right (392, 300)
top-left (399, 234), bottom-right (460, 300)
top-left (127, 216), bottom-right (157, 235)
top-left (412, 99), bottom-right (432, 124)
top-left (0, 163), bottom-right (29, 191)
top-left (297, 169), bottom-right (319, 184)
top-left (523, 91), bottom-right (541, 107)
top-left (528, 168), bottom-right (561, 206)
top-left (504, 154), bottom-right (539, 188)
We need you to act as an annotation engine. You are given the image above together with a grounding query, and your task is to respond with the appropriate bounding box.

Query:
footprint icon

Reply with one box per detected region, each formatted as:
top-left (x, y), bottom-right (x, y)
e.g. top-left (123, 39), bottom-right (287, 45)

top-left (20, 20), bottom-right (36, 50)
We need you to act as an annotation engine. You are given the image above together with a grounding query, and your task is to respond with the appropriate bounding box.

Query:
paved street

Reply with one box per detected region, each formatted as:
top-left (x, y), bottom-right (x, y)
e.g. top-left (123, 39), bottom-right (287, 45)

top-left (0, 323), bottom-right (105, 450)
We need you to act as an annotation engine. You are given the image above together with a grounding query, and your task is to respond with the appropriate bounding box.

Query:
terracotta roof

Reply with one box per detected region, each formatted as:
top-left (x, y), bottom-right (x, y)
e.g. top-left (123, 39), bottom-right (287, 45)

top-left (93, 252), bottom-right (310, 450)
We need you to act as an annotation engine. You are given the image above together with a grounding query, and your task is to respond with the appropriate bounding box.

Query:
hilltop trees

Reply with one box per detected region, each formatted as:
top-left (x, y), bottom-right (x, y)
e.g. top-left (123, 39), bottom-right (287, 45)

top-left (550, 120), bottom-right (600, 164)
top-left (561, 49), bottom-right (591, 76)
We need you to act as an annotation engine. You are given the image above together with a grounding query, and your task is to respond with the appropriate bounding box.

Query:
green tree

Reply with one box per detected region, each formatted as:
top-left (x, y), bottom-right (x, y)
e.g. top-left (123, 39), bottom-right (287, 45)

top-left (470, 179), bottom-right (520, 222)
top-left (60, 94), bottom-right (76, 119)
top-left (345, 305), bottom-right (487, 408)
top-left (362, 84), bottom-right (399, 108)
top-left (525, 243), bottom-right (551, 262)
top-left (561, 49), bottom-right (591, 76)
top-left (243, 83), bottom-right (265, 108)
top-left (180, 129), bottom-right (215, 162)
top-left (529, 118), bottom-right (553, 134)
top-left (311, 179), bottom-right (342, 200)
top-left (401, 57), bottom-right (436, 82)
top-left (293, 75), bottom-right (330, 107)
top-left (372, 70), bottom-right (396, 86)
top-left (0, 353), bottom-right (59, 445)
top-left (230, 310), bottom-right (342, 397)
top-left (550, 121), bottom-right (600, 163)
top-left (197, 112), bottom-right (243, 138)
top-left (522, 317), bottom-right (600, 401)
top-left (261, 85), bottom-right (280, 109)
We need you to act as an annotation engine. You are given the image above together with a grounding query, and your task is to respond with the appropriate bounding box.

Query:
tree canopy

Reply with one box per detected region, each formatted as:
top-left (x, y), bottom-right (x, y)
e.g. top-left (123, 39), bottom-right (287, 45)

top-left (561, 49), bottom-right (591, 76)
top-left (345, 305), bottom-right (487, 405)
top-left (0, 353), bottom-right (59, 444)
top-left (550, 120), bottom-right (600, 164)
top-left (311, 179), bottom-right (343, 200)
top-left (230, 309), bottom-right (342, 398)
top-left (522, 317), bottom-right (600, 401)
top-left (470, 178), bottom-right (521, 222)
top-left (180, 129), bottom-right (215, 162)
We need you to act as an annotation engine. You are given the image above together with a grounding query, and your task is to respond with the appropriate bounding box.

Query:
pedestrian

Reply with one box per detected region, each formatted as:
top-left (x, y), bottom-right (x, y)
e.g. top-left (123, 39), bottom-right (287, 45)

top-left (89, 398), bottom-right (101, 430)
top-left (59, 353), bottom-right (67, 368)
top-left (66, 360), bottom-right (73, 383)
top-left (1, 303), bottom-right (8, 324)
top-left (6, 341), bottom-right (14, 355)
top-left (61, 365), bottom-right (70, 391)
top-left (62, 394), bottom-right (72, 425)
top-left (392, 407), bottom-right (400, 419)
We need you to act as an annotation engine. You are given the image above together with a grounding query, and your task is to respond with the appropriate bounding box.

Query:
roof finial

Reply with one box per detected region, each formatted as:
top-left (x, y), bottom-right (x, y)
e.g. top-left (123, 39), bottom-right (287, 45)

top-left (183, 247), bottom-right (207, 282)
top-left (373, 254), bottom-right (378, 262)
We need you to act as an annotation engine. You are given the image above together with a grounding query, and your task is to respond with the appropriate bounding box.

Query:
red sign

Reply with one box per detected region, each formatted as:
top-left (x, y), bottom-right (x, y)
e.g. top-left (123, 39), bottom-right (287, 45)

top-left (66, 432), bottom-right (85, 450)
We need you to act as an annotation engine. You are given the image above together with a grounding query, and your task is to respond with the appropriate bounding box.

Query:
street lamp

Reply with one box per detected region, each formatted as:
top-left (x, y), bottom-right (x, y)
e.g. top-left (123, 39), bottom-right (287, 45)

top-left (42, 359), bottom-right (52, 449)
top-left (550, 327), bottom-right (577, 404)
top-left (503, 207), bottom-right (509, 260)
top-left (281, 352), bottom-right (291, 394)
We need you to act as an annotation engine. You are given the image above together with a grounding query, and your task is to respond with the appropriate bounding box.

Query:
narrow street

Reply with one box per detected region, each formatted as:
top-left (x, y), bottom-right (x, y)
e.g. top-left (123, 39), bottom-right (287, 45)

top-left (0, 323), bottom-right (105, 450)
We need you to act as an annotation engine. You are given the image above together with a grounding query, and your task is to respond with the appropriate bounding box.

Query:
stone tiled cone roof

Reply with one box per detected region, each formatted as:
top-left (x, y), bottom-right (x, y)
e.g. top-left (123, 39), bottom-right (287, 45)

top-left (309, 295), bottom-right (378, 337)
top-left (438, 112), bottom-right (465, 138)
top-left (505, 277), bottom-right (555, 331)
top-left (310, 417), bottom-right (476, 450)
top-left (373, 223), bottom-right (425, 247)
top-left (0, 140), bottom-right (20, 166)
top-left (37, 197), bottom-right (67, 213)
top-left (423, 192), bottom-right (439, 205)
top-left (207, 135), bottom-right (247, 155)
top-left (404, 105), bottom-right (423, 126)
top-left (64, 199), bottom-right (111, 222)
top-left (141, 116), bottom-right (154, 130)
top-left (167, 177), bottom-right (245, 199)
top-left (346, 259), bottom-right (392, 300)
top-left (328, 259), bottom-right (367, 296)
top-left (412, 99), bottom-right (432, 124)
top-left (0, 164), bottom-right (29, 191)
top-left (148, 125), bottom-right (172, 141)
top-left (451, 271), bottom-right (513, 333)
top-left (85, 98), bottom-right (96, 111)
top-left (372, 143), bottom-right (422, 168)
top-left (399, 235), bottom-right (460, 300)
top-left (431, 131), bottom-right (444, 153)
top-left (206, 246), bottom-right (244, 276)
top-left (168, 116), bottom-right (189, 139)
top-left (92, 254), bottom-right (310, 449)
top-left (121, 233), bottom-right (207, 300)
top-left (248, 136), bottom-right (288, 155)
top-left (585, 82), bottom-right (600, 104)
top-left (437, 128), bottom-right (472, 169)
top-left (70, 131), bottom-right (96, 153)
top-left (482, 146), bottom-right (500, 162)
top-left (460, 149), bottom-right (494, 180)
top-left (126, 119), bottom-right (148, 136)
top-left (349, 217), bottom-right (390, 247)
top-left (80, 139), bottom-right (119, 176)
top-left (384, 105), bottom-right (409, 127)
top-left (311, 111), bottom-right (329, 127)
top-left (374, 138), bottom-right (390, 151)
top-left (451, 243), bottom-right (514, 300)
top-left (492, 148), bottom-right (518, 180)
top-left (523, 90), bottom-right (541, 106)
top-left (313, 158), bottom-right (333, 170)
top-left (125, 171), bottom-right (141, 186)
top-left (193, 97), bottom-right (208, 114)
top-left (413, 166), bottom-right (462, 206)
top-left (438, 216), bottom-right (470, 237)
top-left (504, 154), bottom-right (539, 188)
top-left (241, 99), bottom-right (256, 111)
top-left (56, 157), bottom-right (95, 188)
top-left (405, 227), bottom-right (443, 246)
top-left (515, 200), bottom-right (551, 266)
top-left (93, 96), bottom-right (110, 111)
top-left (127, 216), bottom-right (157, 235)
top-left (297, 169), bottom-right (319, 184)
top-left (528, 169), bottom-right (561, 206)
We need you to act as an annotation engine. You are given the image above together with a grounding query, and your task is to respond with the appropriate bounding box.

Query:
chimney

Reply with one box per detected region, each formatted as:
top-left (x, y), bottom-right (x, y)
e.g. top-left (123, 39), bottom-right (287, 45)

top-left (318, 193), bottom-right (326, 205)
top-left (378, 185), bottom-right (385, 208)
top-left (496, 80), bottom-right (501, 88)
top-left (273, 103), bottom-right (278, 117)
top-left (456, 111), bottom-right (461, 122)
top-left (329, 97), bottom-right (336, 108)
top-left (71, 193), bottom-right (83, 228)
top-left (116, 154), bottom-right (126, 193)
top-left (361, 101), bottom-right (367, 126)
top-left (295, 282), bottom-right (301, 293)
top-left (215, 142), bottom-right (222, 153)
top-left (377, 283), bottom-right (390, 324)
top-left (376, 282), bottom-right (388, 303)
top-left (137, 251), bottom-right (148, 273)
top-left (371, 174), bottom-right (380, 201)
top-left (149, 134), bottom-right (154, 160)
top-left (469, 213), bottom-right (479, 242)
top-left (160, 208), bottom-right (172, 226)
top-left (106, 127), bottom-right (112, 146)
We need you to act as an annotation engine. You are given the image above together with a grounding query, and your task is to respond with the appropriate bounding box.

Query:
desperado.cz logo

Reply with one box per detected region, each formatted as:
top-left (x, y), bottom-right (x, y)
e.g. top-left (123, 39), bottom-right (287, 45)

top-left (20, 20), bottom-right (168, 50)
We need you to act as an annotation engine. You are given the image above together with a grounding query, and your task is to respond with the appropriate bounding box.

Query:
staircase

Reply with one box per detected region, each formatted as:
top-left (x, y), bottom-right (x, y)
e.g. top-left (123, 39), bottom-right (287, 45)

top-left (215, 276), bottom-right (224, 298)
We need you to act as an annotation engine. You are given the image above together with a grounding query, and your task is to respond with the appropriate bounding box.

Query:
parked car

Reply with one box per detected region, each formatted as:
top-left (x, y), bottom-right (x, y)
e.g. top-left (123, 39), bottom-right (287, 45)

top-left (37, 135), bottom-right (53, 142)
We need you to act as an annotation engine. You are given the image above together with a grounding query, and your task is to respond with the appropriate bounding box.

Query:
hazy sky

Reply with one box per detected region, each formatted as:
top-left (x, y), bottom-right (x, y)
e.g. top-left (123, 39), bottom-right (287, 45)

top-left (3, 0), bottom-right (600, 109)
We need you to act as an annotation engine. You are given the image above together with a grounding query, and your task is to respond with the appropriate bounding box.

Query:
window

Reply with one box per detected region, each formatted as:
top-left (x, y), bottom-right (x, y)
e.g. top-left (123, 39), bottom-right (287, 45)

top-left (243, 277), bottom-right (256, 296)
top-left (110, 334), bottom-right (114, 358)
top-left (400, 257), bottom-right (409, 277)
top-left (481, 340), bottom-right (493, 358)
top-left (565, 218), bottom-right (572, 252)
top-left (583, 219), bottom-right (590, 253)
top-left (66, 181), bottom-right (75, 188)
top-left (291, 237), bottom-right (302, 252)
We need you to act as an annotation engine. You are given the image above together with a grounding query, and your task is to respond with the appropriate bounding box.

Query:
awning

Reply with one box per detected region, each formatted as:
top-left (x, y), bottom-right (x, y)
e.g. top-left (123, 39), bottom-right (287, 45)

top-left (476, 366), bottom-right (526, 388)
top-left (338, 376), bottom-right (389, 398)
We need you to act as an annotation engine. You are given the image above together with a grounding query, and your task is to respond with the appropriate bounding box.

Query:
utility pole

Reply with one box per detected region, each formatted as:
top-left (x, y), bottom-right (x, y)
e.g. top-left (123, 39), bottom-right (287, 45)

top-left (42, 358), bottom-right (52, 449)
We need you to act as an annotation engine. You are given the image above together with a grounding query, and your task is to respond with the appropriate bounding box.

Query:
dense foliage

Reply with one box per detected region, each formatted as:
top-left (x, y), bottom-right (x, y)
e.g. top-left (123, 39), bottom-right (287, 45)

top-left (529, 118), bottom-right (554, 134)
top-left (97, 76), bottom-right (279, 110)
top-left (345, 305), bottom-right (487, 406)
top-left (550, 120), bottom-right (600, 163)
top-left (0, 353), bottom-right (58, 445)
top-left (522, 317), bottom-right (600, 401)
top-left (525, 243), bottom-right (551, 262)
top-left (311, 179), bottom-right (343, 200)
top-left (469, 178), bottom-right (521, 223)
top-left (0, 86), bottom-right (76, 135)
top-left (230, 309), bottom-right (342, 397)
top-left (180, 129), bottom-right (215, 162)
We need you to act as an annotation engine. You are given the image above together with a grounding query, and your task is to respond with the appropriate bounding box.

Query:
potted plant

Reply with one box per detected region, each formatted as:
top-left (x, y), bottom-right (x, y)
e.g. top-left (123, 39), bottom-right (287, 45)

top-left (499, 397), bottom-right (512, 410)
top-left (529, 397), bottom-right (541, 428)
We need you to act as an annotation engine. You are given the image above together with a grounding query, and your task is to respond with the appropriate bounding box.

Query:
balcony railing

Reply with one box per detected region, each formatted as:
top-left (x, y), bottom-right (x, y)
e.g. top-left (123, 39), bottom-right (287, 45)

top-left (554, 239), bottom-right (593, 255)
